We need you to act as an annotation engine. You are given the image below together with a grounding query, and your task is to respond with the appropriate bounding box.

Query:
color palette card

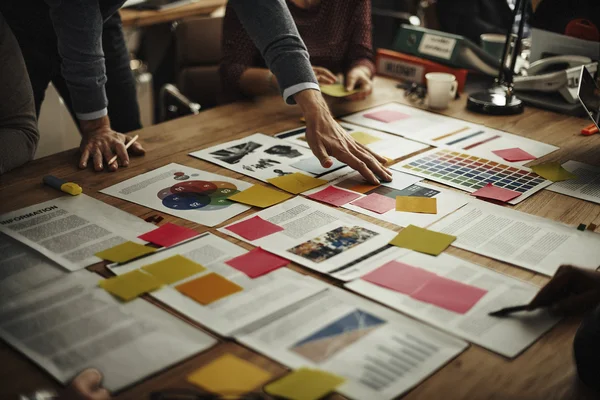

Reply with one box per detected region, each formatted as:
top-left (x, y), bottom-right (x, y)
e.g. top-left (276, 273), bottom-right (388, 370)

top-left (267, 173), bottom-right (327, 194)
top-left (364, 109), bottom-right (409, 123)
top-left (99, 269), bottom-right (162, 301)
top-left (411, 277), bottom-right (487, 314)
top-left (95, 241), bottom-right (156, 263)
top-left (390, 225), bottom-right (456, 256)
top-left (395, 196), bottom-right (437, 214)
top-left (362, 260), bottom-right (436, 295)
top-left (306, 186), bottom-right (361, 207)
top-left (176, 272), bottom-right (243, 305)
top-left (225, 248), bottom-right (289, 278)
top-left (265, 368), bottom-right (345, 400)
top-left (228, 184), bottom-right (293, 208)
top-left (472, 183), bottom-right (521, 203)
top-left (351, 193), bottom-right (395, 214)
top-left (225, 216), bottom-right (284, 241)
top-left (492, 148), bottom-right (536, 162)
top-left (394, 148), bottom-right (551, 204)
top-left (138, 223), bottom-right (199, 247)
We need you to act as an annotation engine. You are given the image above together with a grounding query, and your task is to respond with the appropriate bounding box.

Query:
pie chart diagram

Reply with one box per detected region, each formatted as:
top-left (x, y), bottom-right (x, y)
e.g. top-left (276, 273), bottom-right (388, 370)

top-left (157, 179), bottom-right (240, 211)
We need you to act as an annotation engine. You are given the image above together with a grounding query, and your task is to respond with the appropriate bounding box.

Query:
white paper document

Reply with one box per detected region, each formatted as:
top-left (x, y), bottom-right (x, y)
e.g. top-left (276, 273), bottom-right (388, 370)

top-left (546, 160), bottom-right (600, 204)
top-left (190, 133), bottom-right (350, 182)
top-left (219, 197), bottom-right (397, 274)
top-left (346, 251), bottom-right (561, 358)
top-left (342, 103), bottom-right (558, 164)
top-left (275, 123), bottom-right (429, 161)
top-left (429, 201), bottom-right (600, 275)
top-left (0, 270), bottom-right (216, 391)
top-left (0, 234), bottom-right (66, 302)
top-left (100, 163), bottom-right (252, 227)
top-left (236, 285), bottom-right (468, 400)
top-left (109, 233), bottom-right (324, 336)
top-left (0, 195), bottom-right (155, 271)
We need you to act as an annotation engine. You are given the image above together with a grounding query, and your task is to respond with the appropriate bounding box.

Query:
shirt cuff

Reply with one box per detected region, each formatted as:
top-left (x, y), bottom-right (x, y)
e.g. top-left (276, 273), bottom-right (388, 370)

top-left (283, 82), bottom-right (321, 105)
top-left (76, 108), bottom-right (108, 121)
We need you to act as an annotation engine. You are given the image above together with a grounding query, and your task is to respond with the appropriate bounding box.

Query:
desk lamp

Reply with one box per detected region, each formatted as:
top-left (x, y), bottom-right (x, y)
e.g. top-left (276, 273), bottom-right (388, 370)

top-left (467, 0), bottom-right (528, 115)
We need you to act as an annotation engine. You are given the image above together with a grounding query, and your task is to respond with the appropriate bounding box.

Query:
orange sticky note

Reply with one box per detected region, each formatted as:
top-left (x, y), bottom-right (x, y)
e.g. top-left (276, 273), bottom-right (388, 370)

top-left (176, 272), bottom-right (243, 305)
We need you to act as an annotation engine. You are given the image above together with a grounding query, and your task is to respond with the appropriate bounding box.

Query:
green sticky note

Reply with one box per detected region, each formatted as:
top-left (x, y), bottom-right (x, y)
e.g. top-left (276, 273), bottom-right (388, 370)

top-left (95, 241), bottom-right (156, 263)
top-left (265, 368), bottom-right (345, 400)
top-left (99, 269), bottom-right (162, 301)
top-left (390, 225), bottom-right (456, 256)
top-left (530, 162), bottom-right (577, 182)
top-left (320, 83), bottom-right (360, 97)
top-left (142, 255), bottom-right (206, 285)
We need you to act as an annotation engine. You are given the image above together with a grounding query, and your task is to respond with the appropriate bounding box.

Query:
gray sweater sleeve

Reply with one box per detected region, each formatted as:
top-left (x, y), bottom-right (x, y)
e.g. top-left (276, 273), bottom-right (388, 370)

top-left (0, 13), bottom-right (39, 175)
top-left (228, 0), bottom-right (319, 104)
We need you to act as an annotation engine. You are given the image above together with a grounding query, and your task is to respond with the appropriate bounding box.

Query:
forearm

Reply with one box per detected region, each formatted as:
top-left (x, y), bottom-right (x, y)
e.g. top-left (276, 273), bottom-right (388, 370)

top-left (239, 68), bottom-right (279, 97)
top-left (0, 128), bottom-right (39, 174)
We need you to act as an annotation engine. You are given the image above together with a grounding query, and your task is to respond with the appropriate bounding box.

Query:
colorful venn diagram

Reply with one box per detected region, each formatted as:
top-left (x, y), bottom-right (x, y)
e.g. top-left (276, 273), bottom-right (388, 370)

top-left (157, 178), bottom-right (240, 211)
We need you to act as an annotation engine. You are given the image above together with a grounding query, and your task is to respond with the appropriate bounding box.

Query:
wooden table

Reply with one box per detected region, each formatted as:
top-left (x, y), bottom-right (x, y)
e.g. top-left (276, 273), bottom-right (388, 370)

top-left (1, 77), bottom-right (599, 400)
top-left (120, 0), bottom-right (226, 28)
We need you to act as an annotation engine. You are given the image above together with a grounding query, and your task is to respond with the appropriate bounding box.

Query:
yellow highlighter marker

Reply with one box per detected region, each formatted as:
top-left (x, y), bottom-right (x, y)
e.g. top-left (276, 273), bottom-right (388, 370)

top-left (43, 175), bottom-right (82, 196)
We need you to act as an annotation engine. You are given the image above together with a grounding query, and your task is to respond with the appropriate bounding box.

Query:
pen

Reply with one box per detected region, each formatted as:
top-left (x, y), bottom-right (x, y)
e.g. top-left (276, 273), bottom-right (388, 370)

top-left (108, 134), bottom-right (139, 165)
top-left (488, 304), bottom-right (531, 317)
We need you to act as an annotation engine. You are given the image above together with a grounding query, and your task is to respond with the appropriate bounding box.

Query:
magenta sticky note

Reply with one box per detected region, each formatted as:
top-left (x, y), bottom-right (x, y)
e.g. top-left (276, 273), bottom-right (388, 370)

top-left (138, 223), bottom-right (199, 247)
top-left (411, 277), bottom-right (488, 314)
top-left (492, 148), bottom-right (536, 162)
top-left (472, 183), bottom-right (521, 203)
top-left (362, 260), bottom-right (437, 295)
top-left (225, 216), bottom-right (284, 241)
top-left (225, 248), bottom-right (289, 278)
top-left (351, 193), bottom-right (395, 214)
top-left (307, 186), bottom-right (361, 207)
top-left (363, 110), bottom-right (410, 123)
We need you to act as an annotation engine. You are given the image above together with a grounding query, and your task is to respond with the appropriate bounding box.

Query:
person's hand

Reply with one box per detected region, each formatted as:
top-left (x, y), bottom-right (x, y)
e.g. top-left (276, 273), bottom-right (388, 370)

top-left (528, 265), bottom-right (600, 314)
top-left (312, 66), bottom-right (337, 85)
top-left (61, 369), bottom-right (111, 400)
top-left (344, 65), bottom-right (373, 101)
top-left (79, 116), bottom-right (145, 172)
top-left (294, 89), bottom-right (392, 184)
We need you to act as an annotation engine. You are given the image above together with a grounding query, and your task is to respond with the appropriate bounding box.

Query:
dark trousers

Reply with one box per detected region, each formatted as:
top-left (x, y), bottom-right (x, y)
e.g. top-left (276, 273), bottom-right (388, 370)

top-left (1, 5), bottom-right (141, 133)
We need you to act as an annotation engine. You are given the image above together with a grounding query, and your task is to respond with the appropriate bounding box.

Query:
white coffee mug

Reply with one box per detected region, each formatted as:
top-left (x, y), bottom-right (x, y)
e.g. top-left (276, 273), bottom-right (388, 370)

top-left (425, 72), bottom-right (458, 110)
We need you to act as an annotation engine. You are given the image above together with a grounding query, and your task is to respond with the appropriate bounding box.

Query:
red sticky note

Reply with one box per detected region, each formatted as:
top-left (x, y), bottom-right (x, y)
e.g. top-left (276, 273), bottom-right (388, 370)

top-left (492, 148), bottom-right (536, 162)
top-left (411, 277), bottom-right (488, 314)
top-left (138, 223), bottom-right (199, 247)
top-left (364, 110), bottom-right (410, 123)
top-left (307, 186), bottom-right (361, 207)
top-left (362, 260), bottom-right (437, 295)
top-left (351, 193), bottom-right (395, 214)
top-left (225, 216), bottom-right (284, 241)
top-left (472, 183), bottom-right (521, 202)
top-left (225, 248), bottom-right (289, 278)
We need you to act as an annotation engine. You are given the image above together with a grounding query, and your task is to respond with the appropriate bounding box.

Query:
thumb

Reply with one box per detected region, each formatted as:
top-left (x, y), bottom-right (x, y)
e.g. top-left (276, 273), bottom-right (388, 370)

top-left (346, 73), bottom-right (358, 91)
top-left (130, 141), bottom-right (145, 155)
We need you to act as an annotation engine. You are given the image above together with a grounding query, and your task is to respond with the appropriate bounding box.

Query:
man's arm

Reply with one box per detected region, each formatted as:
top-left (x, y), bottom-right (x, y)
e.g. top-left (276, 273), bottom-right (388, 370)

top-left (227, 0), bottom-right (392, 184)
top-left (0, 13), bottom-right (39, 175)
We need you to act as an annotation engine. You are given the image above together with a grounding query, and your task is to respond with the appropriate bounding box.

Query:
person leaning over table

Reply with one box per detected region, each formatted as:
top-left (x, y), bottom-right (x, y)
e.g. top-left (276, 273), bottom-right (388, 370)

top-left (0, 0), bottom-right (391, 185)
top-left (220, 0), bottom-right (376, 103)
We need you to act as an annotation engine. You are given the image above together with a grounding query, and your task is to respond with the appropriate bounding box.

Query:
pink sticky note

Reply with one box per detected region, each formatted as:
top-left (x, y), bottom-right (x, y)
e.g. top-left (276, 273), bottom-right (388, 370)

top-left (472, 183), bottom-right (521, 202)
top-left (225, 216), bottom-right (284, 241)
top-left (351, 193), bottom-right (395, 214)
top-left (362, 260), bottom-right (437, 295)
top-left (492, 148), bottom-right (536, 162)
top-left (411, 277), bottom-right (488, 314)
top-left (364, 110), bottom-right (410, 123)
top-left (138, 223), bottom-right (199, 247)
top-left (307, 186), bottom-right (361, 207)
top-left (225, 248), bottom-right (289, 278)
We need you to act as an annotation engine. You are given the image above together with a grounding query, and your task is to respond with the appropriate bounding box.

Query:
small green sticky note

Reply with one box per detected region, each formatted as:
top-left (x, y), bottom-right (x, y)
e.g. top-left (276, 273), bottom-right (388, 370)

top-left (265, 368), bottom-right (345, 400)
top-left (95, 241), bottom-right (156, 263)
top-left (530, 162), bottom-right (577, 182)
top-left (390, 225), bottom-right (456, 256)
top-left (320, 83), bottom-right (360, 97)
top-left (142, 255), bottom-right (206, 284)
top-left (99, 269), bottom-right (162, 301)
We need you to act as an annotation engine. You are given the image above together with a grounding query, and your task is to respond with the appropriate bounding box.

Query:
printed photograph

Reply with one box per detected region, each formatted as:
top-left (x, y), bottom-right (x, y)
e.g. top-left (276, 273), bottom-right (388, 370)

top-left (264, 145), bottom-right (303, 158)
top-left (287, 226), bottom-right (379, 263)
top-left (210, 141), bottom-right (262, 164)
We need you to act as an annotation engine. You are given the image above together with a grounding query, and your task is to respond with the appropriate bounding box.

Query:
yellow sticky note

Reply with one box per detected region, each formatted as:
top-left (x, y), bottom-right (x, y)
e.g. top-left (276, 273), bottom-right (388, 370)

top-left (187, 354), bottom-right (272, 395)
top-left (141, 255), bottom-right (206, 285)
top-left (390, 225), bottom-right (456, 256)
top-left (396, 196), bottom-right (437, 214)
top-left (95, 241), bottom-right (156, 263)
top-left (267, 173), bottom-right (327, 194)
top-left (530, 162), bottom-right (577, 182)
top-left (350, 131), bottom-right (381, 146)
top-left (176, 272), bottom-right (243, 305)
top-left (320, 83), bottom-right (360, 97)
top-left (99, 269), bottom-right (162, 301)
top-left (265, 368), bottom-right (345, 400)
top-left (228, 184), bottom-right (293, 208)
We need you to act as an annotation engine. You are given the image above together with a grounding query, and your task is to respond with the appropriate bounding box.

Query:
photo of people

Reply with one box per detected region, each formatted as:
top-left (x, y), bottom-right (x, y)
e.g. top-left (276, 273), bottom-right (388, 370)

top-left (264, 145), bottom-right (303, 158)
top-left (210, 141), bottom-right (262, 164)
top-left (287, 226), bottom-right (379, 263)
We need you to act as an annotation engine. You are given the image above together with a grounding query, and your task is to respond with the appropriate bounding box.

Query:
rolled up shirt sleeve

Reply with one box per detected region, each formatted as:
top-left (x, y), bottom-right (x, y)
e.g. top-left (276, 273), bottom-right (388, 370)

top-left (228, 0), bottom-right (320, 104)
top-left (45, 0), bottom-right (108, 120)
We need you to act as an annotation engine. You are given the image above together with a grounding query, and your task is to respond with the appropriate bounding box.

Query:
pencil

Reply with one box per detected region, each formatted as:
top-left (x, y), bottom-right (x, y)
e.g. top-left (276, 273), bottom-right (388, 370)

top-left (108, 135), bottom-right (139, 165)
top-left (488, 304), bottom-right (530, 317)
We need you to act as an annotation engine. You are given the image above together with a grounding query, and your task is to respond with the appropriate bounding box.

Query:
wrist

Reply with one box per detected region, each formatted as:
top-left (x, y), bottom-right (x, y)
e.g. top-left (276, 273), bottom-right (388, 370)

top-left (294, 89), bottom-right (329, 117)
top-left (79, 115), bottom-right (110, 136)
